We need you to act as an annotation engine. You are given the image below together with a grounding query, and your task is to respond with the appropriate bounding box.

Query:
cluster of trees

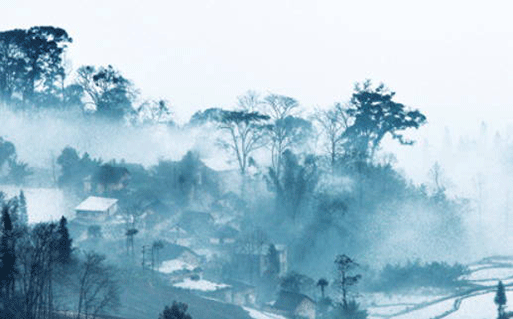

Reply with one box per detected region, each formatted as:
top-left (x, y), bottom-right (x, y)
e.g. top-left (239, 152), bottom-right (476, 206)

top-left (201, 81), bottom-right (426, 182)
top-left (0, 26), bottom-right (173, 123)
top-left (56, 146), bottom-right (101, 190)
top-left (0, 193), bottom-right (119, 319)
top-left (0, 137), bottom-right (31, 185)
top-left (185, 82), bottom-right (469, 277)
top-left (0, 27), bottom-right (72, 108)
top-left (371, 260), bottom-right (469, 292)
top-left (159, 301), bottom-right (193, 319)
top-left (56, 145), bottom-right (220, 208)
top-left (189, 81), bottom-right (428, 233)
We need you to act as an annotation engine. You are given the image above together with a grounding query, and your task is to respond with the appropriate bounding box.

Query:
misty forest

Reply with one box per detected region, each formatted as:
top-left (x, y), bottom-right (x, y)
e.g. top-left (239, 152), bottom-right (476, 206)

top-left (0, 24), bottom-right (512, 319)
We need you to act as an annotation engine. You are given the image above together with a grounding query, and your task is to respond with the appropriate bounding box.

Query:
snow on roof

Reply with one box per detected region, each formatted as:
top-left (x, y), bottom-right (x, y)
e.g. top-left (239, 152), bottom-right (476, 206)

top-left (75, 196), bottom-right (118, 212)
top-left (159, 259), bottom-right (196, 274)
top-left (173, 278), bottom-right (230, 292)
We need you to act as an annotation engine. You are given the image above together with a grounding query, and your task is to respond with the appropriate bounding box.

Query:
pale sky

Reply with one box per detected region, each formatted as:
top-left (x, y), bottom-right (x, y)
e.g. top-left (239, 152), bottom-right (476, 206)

top-left (1, 0), bottom-right (513, 129)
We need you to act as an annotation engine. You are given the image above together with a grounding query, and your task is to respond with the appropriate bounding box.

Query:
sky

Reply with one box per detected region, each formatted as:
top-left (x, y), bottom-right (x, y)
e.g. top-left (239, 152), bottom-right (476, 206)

top-left (1, 0), bottom-right (512, 128)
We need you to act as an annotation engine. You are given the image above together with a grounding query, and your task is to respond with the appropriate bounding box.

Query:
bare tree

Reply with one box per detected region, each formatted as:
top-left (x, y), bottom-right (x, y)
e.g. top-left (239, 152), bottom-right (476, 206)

top-left (264, 94), bottom-right (312, 177)
top-left (76, 252), bottom-right (120, 319)
top-left (314, 103), bottom-right (350, 168)
top-left (217, 92), bottom-right (270, 178)
top-left (130, 99), bottom-right (174, 125)
top-left (17, 222), bottom-right (59, 319)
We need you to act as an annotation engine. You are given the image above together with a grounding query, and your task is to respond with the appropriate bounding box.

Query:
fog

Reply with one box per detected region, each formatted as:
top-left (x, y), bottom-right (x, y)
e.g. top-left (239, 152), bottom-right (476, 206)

top-left (0, 106), bottom-right (198, 168)
top-left (3, 103), bottom-right (513, 266)
top-left (1, 14), bottom-right (513, 318)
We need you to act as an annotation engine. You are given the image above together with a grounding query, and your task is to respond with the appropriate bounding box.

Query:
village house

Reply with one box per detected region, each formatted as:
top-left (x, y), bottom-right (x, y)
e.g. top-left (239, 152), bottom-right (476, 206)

top-left (223, 279), bottom-right (257, 307)
top-left (269, 290), bottom-right (316, 319)
top-left (75, 196), bottom-right (118, 220)
top-left (158, 242), bottom-right (204, 282)
top-left (134, 197), bottom-right (173, 230)
top-left (177, 210), bottom-right (216, 244)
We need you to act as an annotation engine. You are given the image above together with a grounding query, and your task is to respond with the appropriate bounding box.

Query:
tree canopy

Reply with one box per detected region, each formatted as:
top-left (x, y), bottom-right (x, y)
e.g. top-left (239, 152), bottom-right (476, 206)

top-left (344, 80), bottom-right (426, 159)
top-left (0, 26), bottom-right (72, 106)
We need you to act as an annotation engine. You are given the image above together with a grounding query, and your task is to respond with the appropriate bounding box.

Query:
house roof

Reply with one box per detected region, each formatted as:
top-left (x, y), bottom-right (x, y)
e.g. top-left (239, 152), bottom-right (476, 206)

top-left (178, 210), bottom-right (215, 234)
top-left (159, 241), bottom-right (200, 260)
top-left (75, 196), bottom-right (118, 212)
top-left (272, 290), bottom-right (315, 312)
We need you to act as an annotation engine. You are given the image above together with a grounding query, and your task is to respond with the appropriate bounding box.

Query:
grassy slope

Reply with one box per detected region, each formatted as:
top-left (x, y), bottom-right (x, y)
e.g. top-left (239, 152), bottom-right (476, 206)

top-left (114, 271), bottom-right (253, 319)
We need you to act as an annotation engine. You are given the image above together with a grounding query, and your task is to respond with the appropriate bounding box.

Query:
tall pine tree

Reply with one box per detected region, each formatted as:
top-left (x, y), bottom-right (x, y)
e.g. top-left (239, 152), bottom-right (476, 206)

top-left (495, 280), bottom-right (507, 319)
top-left (56, 216), bottom-right (72, 263)
top-left (0, 206), bottom-right (16, 300)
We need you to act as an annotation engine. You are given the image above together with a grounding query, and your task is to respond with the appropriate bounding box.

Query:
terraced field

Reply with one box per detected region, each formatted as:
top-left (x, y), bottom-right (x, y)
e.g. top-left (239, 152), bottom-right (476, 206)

top-left (367, 256), bottom-right (513, 319)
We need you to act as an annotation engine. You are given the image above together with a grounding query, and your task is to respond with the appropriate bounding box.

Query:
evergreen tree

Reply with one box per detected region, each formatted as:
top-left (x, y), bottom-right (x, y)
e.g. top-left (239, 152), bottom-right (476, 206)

top-left (495, 281), bottom-right (507, 319)
top-left (159, 301), bottom-right (192, 319)
top-left (0, 206), bottom-right (16, 300)
top-left (56, 216), bottom-right (72, 263)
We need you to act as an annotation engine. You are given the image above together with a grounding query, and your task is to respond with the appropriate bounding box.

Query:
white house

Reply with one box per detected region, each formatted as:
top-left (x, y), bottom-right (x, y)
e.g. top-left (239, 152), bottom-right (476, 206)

top-left (75, 196), bottom-right (118, 219)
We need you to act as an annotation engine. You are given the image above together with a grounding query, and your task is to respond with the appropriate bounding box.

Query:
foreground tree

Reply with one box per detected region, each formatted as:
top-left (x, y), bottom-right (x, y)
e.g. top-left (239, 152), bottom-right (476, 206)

top-left (55, 216), bottom-right (72, 264)
top-left (343, 80), bottom-right (426, 160)
top-left (17, 222), bottom-right (59, 319)
top-left (495, 281), bottom-right (507, 319)
top-left (159, 301), bottom-right (192, 319)
top-left (334, 254), bottom-right (362, 309)
top-left (76, 252), bottom-right (120, 319)
top-left (0, 206), bottom-right (16, 301)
